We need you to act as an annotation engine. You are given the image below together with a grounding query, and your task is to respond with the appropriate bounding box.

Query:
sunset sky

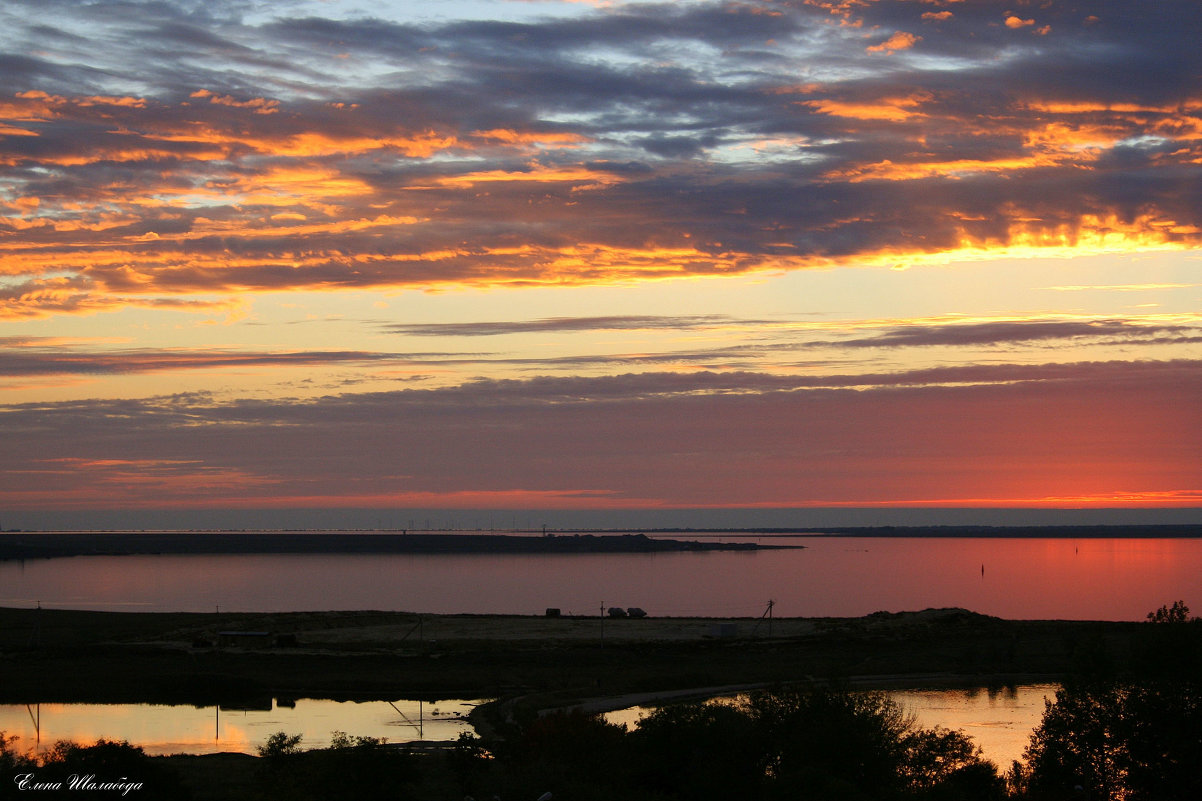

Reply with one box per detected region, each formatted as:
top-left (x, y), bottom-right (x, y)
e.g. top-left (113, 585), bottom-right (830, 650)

top-left (2, 0), bottom-right (1200, 528)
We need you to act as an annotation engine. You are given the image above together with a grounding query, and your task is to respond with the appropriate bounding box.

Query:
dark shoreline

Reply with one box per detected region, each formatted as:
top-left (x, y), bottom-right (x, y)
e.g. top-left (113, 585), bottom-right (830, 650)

top-left (0, 531), bottom-right (794, 561)
top-left (600, 523), bottom-right (1202, 538)
top-left (2, 523), bottom-right (1199, 561)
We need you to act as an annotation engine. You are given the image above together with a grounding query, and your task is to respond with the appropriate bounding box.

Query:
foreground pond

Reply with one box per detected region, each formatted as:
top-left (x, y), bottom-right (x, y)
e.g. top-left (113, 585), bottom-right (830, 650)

top-left (2, 685), bottom-right (1056, 767)
top-left (0, 697), bottom-right (481, 756)
top-left (604, 684), bottom-right (1057, 770)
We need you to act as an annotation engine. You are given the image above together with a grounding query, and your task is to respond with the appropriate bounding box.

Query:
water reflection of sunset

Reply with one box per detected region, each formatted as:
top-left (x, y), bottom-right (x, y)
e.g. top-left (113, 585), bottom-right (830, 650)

top-left (3, 538), bottom-right (1198, 621)
top-left (0, 699), bottom-right (480, 757)
top-left (605, 684), bottom-right (1058, 770)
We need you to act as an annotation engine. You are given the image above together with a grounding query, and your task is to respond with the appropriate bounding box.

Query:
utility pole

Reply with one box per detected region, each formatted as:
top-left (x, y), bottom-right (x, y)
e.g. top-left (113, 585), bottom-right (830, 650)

top-left (29, 601), bottom-right (41, 649)
top-left (754, 599), bottom-right (775, 638)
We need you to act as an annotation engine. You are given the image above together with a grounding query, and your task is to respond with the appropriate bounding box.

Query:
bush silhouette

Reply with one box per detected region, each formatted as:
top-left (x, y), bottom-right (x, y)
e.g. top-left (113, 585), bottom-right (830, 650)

top-left (26, 738), bottom-right (186, 801)
top-left (1016, 680), bottom-right (1202, 801)
top-left (255, 731), bottom-right (416, 801)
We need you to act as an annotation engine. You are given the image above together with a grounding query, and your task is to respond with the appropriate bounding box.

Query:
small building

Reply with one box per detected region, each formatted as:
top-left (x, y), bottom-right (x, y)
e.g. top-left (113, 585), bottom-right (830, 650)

top-left (626, 607), bottom-right (647, 618)
top-left (606, 607), bottom-right (627, 618)
top-left (545, 608), bottom-right (561, 618)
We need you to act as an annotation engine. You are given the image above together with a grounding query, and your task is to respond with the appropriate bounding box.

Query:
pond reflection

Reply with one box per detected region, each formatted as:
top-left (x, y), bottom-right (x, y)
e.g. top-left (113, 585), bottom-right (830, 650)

top-left (0, 697), bottom-right (483, 756)
top-left (890, 684), bottom-right (1056, 769)
top-left (3, 536), bottom-right (1199, 619)
top-left (604, 684), bottom-right (1057, 769)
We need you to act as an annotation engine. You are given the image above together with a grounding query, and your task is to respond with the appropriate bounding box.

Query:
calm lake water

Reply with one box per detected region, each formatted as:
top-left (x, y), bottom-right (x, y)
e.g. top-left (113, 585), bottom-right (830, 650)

top-left (1, 687), bottom-right (1052, 767)
top-left (606, 683), bottom-right (1057, 769)
top-left (2, 535), bottom-right (1199, 620)
top-left (0, 698), bottom-right (481, 757)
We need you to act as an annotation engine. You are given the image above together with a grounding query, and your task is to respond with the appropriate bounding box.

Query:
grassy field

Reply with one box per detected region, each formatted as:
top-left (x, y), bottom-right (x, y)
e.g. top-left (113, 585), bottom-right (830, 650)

top-left (0, 606), bottom-right (1136, 708)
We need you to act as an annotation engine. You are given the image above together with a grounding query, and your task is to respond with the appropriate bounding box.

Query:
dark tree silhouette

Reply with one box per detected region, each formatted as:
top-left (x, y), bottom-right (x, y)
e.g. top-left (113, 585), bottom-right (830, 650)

top-left (1013, 603), bottom-right (1202, 801)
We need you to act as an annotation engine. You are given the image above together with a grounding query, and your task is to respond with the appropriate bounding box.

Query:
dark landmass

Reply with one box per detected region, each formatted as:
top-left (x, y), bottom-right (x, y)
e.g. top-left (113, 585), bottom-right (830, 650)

top-left (609, 524), bottom-right (1202, 538)
top-left (0, 531), bottom-right (792, 561)
top-left (2, 523), bottom-right (1198, 561)
top-left (0, 605), bottom-right (1147, 709)
top-left (5, 606), bottom-right (1198, 801)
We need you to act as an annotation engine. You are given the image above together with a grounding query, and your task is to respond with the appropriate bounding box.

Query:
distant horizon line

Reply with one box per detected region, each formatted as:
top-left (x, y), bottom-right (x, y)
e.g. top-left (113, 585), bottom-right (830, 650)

top-left (5, 522), bottom-right (1202, 536)
top-left (4, 517), bottom-right (1197, 543)
top-left (3, 505), bottom-right (1199, 535)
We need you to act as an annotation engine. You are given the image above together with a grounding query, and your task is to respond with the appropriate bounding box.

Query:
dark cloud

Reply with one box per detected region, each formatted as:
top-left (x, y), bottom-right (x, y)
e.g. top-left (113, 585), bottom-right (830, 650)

top-left (383, 314), bottom-right (744, 337)
top-left (0, 344), bottom-right (488, 376)
top-left (816, 319), bottom-right (1202, 349)
top-left (3, 316), bottom-right (1194, 378)
top-left (2, 0), bottom-right (1201, 312)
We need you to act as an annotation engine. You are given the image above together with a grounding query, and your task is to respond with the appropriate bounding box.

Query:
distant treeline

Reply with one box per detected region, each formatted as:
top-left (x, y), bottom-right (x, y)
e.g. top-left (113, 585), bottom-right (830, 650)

top-left (605, 524), bottom-right (1202, 538)
top-left (0, 531), bottom-right (794, 561)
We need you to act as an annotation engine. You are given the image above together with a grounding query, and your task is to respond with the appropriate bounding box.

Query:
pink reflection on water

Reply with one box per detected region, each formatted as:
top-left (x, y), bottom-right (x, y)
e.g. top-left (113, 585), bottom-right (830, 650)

top-left (1, 537), bottom-right (1199, 619)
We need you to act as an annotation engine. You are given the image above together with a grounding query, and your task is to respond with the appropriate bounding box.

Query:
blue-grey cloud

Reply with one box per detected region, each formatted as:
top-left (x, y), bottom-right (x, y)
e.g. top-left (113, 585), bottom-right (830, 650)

top-left (1, 0), bottom-right (1201, 314)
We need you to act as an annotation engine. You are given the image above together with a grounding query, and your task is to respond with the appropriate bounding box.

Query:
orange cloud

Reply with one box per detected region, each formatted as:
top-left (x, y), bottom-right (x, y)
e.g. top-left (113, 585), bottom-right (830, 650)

top-left (0, 145), bottom-right (222, 168)
top-left (2, 458), bottom-right (280, 506)
top-left (4, 65), bottom-right (1202, 321)
top-left (217, 164), bottom-right (375, 205)
top-left (147, 126), bottom-right (459, 159)
top-left (960, 212), bottom-right (1201, 257)
top-left (866, 31), bottom-right (921, 53)
top-left (0, 123), bottom-right (38, 136)
top-left (790, 490), bottom-right (1202, 509)
top-left (190, 89), bottom-right (279, 114)
top-left (805, 94), bottom-right (929, 121)
top-left (185, 213), bottom-right (425, 240)
top-left (474, 128), bottom-right (589, 148)
top-left (824, 150), bottom-right (1088, 182)
top-left (432, 163), bottom-right (624, 187)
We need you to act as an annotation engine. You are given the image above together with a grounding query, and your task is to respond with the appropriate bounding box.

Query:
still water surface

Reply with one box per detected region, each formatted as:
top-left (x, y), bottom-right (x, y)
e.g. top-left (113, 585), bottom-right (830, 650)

top-left (890, 684), bottom-right (1054, 769)
top-left (1, 687), bottom-right (1052, 767)
top-left (2, 536), bottom-right (1199, 620)
top-left (0, 698), bottom-right (480, 757)
top-left (601, 683), bottom-right (1057, 769)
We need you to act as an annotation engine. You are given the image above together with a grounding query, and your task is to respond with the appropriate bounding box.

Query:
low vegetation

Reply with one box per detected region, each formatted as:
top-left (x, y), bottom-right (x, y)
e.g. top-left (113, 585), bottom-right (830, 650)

top-left (459, 687), bottom-right (1007, 801)
top-left (1011, 602), bottom-right (1201, 801)
top-left (0, 736), bottom-right (185, 800)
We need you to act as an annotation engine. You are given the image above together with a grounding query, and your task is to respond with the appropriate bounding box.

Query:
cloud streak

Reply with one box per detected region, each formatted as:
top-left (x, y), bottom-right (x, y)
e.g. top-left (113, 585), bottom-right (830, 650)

top-left (383, 314), bottom-right (748, 337)
top-left (2, 359), bottom-right (1198, 509)
top-left (4, 316), bottom-right (1198, 380)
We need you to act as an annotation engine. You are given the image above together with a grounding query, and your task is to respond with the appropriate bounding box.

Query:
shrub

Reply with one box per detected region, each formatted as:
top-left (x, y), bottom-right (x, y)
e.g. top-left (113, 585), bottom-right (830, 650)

top-left (1016, 680), bottom-right (1202, 801)
top-left (34, 738), bottom-right (186, 800)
